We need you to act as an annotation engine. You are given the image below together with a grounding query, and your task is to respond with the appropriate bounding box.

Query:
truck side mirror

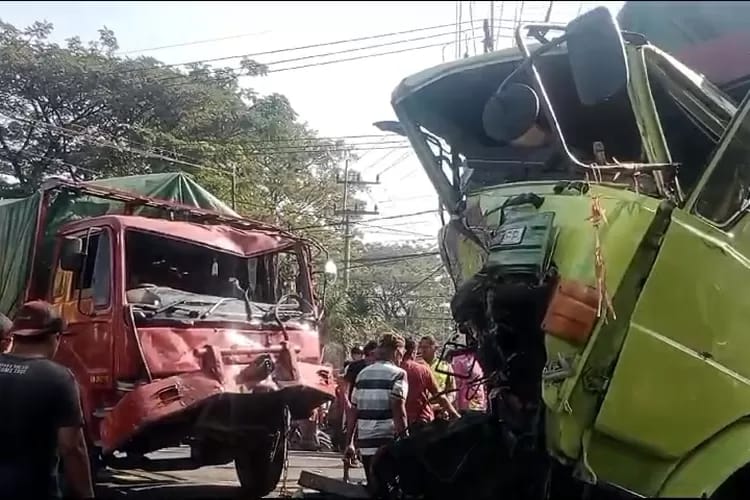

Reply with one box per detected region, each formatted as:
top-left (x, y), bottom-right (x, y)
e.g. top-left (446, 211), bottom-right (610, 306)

top-left (566, 6), bottom-right (629, 106)
top-left (60, 237), bottom-right (84, 272)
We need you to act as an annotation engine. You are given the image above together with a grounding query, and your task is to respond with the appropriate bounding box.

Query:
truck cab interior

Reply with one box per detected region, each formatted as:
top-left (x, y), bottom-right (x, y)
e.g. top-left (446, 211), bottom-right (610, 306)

top-left (125, 229), bottom-right (307, 308)
top-left (397, 41), bottom-right (735, 204)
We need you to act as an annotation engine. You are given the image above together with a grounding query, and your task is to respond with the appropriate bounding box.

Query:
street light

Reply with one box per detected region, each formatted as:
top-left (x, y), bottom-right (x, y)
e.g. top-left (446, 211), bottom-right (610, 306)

top-left (324, 259), bottom-right (338, 281)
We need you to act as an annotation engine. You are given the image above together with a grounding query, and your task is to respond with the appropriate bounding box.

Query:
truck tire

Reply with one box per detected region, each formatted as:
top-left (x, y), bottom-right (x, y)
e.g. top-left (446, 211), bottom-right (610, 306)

top-left (235, 406), bottom-right (290, 499)
top-left (235, 434), bottom-right (287, 499)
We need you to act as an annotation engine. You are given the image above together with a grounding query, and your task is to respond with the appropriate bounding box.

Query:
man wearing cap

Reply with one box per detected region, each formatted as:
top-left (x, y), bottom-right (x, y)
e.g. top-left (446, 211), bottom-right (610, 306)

top-left (0, 301), bottom-right (95, 499)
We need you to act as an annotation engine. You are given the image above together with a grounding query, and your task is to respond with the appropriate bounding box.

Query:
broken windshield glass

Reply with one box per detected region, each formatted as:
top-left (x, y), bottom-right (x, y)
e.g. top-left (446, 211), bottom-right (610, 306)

top-left (124, 229), bottom-right (312, 313)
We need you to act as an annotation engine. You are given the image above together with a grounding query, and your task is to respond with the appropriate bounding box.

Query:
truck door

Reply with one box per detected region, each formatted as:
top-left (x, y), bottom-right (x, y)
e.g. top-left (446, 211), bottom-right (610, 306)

top-left (586, 91), bottom-right (750, 494)
top-left (51, 227), bottom-right (115, 434)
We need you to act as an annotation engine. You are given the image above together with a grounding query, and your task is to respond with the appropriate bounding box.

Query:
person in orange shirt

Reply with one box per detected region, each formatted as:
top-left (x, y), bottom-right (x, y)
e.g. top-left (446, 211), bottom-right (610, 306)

top-left (401, 338), bottom-right (459, 431)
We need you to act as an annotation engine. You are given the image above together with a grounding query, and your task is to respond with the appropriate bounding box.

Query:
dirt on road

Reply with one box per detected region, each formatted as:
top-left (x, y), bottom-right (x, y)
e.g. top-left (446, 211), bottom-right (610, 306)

top-left (95, 450), bottom-right (364, 499)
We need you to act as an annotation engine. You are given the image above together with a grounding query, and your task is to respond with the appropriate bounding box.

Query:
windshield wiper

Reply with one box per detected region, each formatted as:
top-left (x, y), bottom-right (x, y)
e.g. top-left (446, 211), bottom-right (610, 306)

top-left (155, 299), bottom-right (188, 315)
top-left (154, 299), bottom-right (216, 319)
top-left (198, 298), bottom-right (230, 320)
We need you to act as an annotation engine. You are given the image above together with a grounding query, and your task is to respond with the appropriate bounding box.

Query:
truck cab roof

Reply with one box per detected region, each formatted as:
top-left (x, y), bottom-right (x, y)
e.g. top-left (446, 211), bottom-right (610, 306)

top-left (60, 215), bottom-right (297, 257)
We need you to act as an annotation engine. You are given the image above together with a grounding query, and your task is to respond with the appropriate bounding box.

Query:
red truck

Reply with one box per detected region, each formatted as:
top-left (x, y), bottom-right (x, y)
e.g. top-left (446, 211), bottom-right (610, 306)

top-left (0, 172), bottom-right (336, 498)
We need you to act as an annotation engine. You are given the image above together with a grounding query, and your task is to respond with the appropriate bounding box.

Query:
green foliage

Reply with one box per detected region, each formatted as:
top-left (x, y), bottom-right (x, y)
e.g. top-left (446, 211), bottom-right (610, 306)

top-left (0, 18), bottom-right (358, 243)
top-left (0, 19), bottom-right (455, 354)
top-left (324, 241), bottom-right (454, 350)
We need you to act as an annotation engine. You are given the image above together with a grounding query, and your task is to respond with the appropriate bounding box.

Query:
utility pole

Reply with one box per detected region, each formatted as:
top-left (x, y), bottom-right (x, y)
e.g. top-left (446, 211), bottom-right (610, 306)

top-left (483, 19), bottom-right (493, 53)
top-left (335, 159), bottom-right (380, 290)
top-left (544, 0), bottom-right (554, 22)
top-left (489, 1), bottom-right (495, 50)
top-left (230, 164), bottom-right (237, 210)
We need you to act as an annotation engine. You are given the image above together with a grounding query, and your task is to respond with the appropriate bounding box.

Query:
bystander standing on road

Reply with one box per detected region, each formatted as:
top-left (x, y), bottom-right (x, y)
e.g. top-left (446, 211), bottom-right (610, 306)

top-left (452, 351), bottom-right (487, 413)
top-left (348, 345), bottom-right (364, 364)
top-left (0, 301), bottom-right (94, 499)
top-left (339, 341), bottom-right (378, 465)
top-left (345, 333), bottom-right (408, 497)
top-left (401, 337), bottom-right (460, 430)
top-left (0, 312), bottom-right (11, 353)
top-left (418, 335), bottom-right (456, 418)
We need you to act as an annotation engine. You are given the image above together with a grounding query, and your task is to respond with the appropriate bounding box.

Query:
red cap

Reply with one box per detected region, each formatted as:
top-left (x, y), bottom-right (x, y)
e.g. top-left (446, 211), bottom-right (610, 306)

top-left (10, 301), bottom-right (66, 337)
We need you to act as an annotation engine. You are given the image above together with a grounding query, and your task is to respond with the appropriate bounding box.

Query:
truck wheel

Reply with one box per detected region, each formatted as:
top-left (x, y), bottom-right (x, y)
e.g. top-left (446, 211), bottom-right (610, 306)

top-left (236, 406), bottom-right (290, 499)
top-left (235, 435), bottom-right (287, 499)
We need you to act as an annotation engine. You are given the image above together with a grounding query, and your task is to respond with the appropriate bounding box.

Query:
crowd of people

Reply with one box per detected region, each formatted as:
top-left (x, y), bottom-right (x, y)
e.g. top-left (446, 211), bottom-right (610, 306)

top-left (336, 332), bottom-right (487, 496)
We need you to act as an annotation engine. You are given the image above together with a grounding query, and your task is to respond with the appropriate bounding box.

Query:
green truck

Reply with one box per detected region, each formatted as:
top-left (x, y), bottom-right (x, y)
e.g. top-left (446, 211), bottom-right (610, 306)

top-left (372, 5), bottom-right (750, 500)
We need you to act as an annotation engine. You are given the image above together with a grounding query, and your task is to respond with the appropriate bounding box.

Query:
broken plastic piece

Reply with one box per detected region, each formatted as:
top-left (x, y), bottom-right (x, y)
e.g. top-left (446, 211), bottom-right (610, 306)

top-left (541, 279), bottom-right (600, 345)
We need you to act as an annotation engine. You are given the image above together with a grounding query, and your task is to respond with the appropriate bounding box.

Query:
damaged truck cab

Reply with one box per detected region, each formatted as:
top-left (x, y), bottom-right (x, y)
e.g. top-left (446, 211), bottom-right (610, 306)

top-left (16, 178), bottom-right (335, 499)
top-left (385, 6), bottom-right (750, 500)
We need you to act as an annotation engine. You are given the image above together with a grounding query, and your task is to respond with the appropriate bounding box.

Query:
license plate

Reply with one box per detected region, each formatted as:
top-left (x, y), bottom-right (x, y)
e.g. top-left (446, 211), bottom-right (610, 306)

top-left (498, 226), bottom-right (525, 246)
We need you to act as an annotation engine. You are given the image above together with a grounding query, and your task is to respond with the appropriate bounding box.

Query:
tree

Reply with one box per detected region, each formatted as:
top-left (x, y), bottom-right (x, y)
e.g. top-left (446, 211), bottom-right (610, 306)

top-left (0, 19), bottom-right (362, 242)
top-left (324, 241), bottom-right (455, 350)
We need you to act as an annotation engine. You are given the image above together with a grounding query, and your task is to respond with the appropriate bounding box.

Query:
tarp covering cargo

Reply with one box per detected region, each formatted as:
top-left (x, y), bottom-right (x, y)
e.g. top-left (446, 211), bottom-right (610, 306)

top-left (618, 1), bottom-right (750, 99)
top-left (0, 172), bottom-right (238, 315)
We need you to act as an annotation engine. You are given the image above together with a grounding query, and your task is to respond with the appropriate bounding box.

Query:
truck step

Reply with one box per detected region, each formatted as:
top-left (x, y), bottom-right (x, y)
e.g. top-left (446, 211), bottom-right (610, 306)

top-left (93, 407), bottom-right (113, 418)
top-left (116, 381), bottom-right (137, 392)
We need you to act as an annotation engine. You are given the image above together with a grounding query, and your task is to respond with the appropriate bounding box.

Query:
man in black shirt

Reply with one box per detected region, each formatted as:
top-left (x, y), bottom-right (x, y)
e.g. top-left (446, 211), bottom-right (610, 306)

top-left (0, 301), bottom-right (95, 499)
top-left (342, 340), bottom-right (378, 402)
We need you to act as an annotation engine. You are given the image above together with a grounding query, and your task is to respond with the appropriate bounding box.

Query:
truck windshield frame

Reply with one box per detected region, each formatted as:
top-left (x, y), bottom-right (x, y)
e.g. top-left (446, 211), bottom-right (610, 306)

top-left (643, 46), bottom-right (736, 137)
top-left (124, 229), bottom-right (313, 315)
top-left (395, 36), bottom-right (739, 213)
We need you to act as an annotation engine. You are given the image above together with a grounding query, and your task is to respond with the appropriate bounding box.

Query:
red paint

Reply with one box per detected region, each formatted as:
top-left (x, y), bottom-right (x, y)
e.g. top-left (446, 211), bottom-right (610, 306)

top-left (62, 215), bottom-right (297, 258)
top-left (675, 32), bottom-right (750, 86)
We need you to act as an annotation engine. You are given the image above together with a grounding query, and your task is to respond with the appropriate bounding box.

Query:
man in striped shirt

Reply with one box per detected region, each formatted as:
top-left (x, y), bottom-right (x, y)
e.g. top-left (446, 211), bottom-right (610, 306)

top-left (345, 332), bottom-right (408, 493)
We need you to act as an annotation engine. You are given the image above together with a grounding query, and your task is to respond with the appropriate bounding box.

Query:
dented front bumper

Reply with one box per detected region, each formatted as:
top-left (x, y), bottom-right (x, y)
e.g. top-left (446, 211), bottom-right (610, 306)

top-left (100, 341), bottom-right (335, 454)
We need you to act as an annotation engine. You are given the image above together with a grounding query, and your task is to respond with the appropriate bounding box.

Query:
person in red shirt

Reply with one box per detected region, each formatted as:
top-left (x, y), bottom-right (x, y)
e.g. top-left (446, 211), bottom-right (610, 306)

top-left (401, 338), bottom-right (460, 430)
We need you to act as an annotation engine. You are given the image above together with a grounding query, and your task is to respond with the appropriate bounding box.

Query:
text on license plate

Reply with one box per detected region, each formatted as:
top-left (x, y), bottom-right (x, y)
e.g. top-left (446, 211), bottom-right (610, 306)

top-left (499, 226), bottom-right (525, 246)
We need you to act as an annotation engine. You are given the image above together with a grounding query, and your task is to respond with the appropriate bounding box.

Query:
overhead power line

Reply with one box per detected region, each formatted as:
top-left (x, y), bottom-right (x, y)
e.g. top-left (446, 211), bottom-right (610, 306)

top-left (116, 29), bottom-right (273, 56)
top-left (292, 209), bottom-right (439, 231)
top-left (0, 111), bottom-right (413, 178)
top-left (149, 32), bottom-right (486, 88)
top-left (350, 250), bottom-right (440, 264)
top-left (376, 151), bottom-right (413, 177)
top-left (109, 20), bottom-right (499, 76)
top-left (347, 251), bottom-right (441, 270)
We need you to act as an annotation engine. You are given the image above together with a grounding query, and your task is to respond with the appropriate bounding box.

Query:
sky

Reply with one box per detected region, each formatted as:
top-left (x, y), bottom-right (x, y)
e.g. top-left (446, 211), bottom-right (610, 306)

top-left (1, 0), bottom-right (623, 244)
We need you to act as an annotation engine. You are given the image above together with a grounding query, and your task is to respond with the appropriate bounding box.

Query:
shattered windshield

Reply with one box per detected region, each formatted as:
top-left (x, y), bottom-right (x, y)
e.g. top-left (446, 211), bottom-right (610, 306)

top-left (402, 50), bottom-right (648, 198)
top-left (131, 286), bottom-right (278, 322)
top-left (124, 229), bottom-right (311, 321)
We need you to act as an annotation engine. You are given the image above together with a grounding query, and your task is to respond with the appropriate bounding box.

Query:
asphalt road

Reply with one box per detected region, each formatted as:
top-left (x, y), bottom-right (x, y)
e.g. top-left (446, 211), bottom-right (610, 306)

top-left (95, 448), bottom-right (365, 499)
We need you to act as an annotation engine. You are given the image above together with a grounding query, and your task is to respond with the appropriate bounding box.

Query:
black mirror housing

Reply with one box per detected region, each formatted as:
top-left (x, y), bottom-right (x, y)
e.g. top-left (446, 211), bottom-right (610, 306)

top-left (60, 237), bottom-right (84, 272)
top-left (566, 6), bottom-right (629, 106)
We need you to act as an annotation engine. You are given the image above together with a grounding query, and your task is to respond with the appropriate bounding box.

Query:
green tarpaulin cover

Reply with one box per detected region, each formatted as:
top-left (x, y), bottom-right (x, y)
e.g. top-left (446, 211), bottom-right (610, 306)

top-left (0, 172), bottom-right (238, 315)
